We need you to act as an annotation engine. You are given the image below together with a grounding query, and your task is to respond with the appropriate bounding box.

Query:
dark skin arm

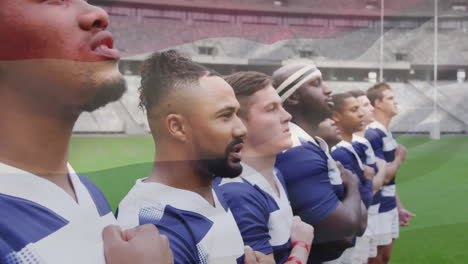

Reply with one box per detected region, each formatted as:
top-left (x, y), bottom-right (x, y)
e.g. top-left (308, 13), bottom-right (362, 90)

top-left (357, 202), bottom-right (368, 236)
top-left (312, 162), bottom-right (362, 244)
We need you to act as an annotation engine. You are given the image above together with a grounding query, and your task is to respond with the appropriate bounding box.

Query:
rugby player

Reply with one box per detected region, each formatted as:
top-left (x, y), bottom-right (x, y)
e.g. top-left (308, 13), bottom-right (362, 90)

top-left (216, 71), bottom-right (314, 264)
top-left (330, 93), bottom-right (373, 264)
top-left (117, 51), bottom-right (270, 264)
top-left (0, 1), bottom-right (171, 263)
top-left (348, 90), bottom-right (387, 194)
top-left (316, 118), bottom-right (342, 149)
top-left (346, 89), bottom-right (388, 263)
top-left (315, 118), bottom-right (346, 202)
top-left (273, 63), bottom-right (365, 264)
top-left (331, 93), bottom-right (373, 208)
top-left (365, 83), bottom-right (415, 264)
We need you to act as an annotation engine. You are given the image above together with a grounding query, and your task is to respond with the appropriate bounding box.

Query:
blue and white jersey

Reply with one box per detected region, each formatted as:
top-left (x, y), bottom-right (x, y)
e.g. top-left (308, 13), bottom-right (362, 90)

top-left (352, 135), bottom-right (381, 214)
top-left (331, 140), bottom-right (373, 208)
top-left (352, 135), bottom-right (377, 169)
top-left (215, 164), bottom-right (293, 264)
top-left (276, 122), bottom-right (345, 263)
top-left (0, 162), bottom-right (116, 264)
top-left (316, 138), bottom-right (344, 200)
top-left (365, 121), bottom-right (398, 213)
top-left (117, 179), bottom-right (245, 264)
top-left (288, 123), bottom-right (344, 200)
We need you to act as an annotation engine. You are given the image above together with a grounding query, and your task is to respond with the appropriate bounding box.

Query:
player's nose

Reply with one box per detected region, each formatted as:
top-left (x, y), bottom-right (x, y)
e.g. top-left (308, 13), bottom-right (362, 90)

top-left (233, 116), bottom-right (247, 139)
top-left (323, 84), bottom-right (332, 96)
top-left (358, 109), bottom-right (364, 118)
top-left (78, 2), bottom-right (110, 31)
top-left (280, 105), bottom-right (292, 124)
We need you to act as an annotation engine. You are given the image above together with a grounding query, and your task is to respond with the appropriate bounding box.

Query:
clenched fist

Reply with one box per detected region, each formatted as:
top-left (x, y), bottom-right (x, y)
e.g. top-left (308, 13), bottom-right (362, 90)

top-left (336, 161), bottom-right (358, 188)
top-left (103, 225), bottom-right (173, 264)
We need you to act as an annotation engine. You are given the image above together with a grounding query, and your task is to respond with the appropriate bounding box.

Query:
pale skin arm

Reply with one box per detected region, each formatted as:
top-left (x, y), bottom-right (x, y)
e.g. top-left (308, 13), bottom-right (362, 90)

top-left (383, 144), bottom-right (407, 184)
top-left (103, 225), bottom-right (174, 264)
top-left (396, 194), bottom-right (416, 226)
top-left (286, 216), bottom-right (314, 264)
top-left (393, 145), bottom-right (415, 226)
top-left (372, 158), bottom-right (387, 193)
top-left (244, 246), bottom-right (275, 264)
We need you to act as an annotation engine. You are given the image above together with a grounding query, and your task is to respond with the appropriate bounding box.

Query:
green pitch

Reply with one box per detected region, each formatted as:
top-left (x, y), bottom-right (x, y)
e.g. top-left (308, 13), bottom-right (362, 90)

top-left (69, 136), bottom-right (468, 263)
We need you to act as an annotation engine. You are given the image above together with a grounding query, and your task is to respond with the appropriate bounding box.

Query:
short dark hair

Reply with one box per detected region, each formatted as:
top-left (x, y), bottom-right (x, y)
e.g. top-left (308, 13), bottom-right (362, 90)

top-left (367, 82), bottom-right (391, 107)
top-left (224, 71), bottom-right (272, 118)
top-left (332, 92), bottom-right (353, 113)
top-left (347, 89), bottom-right (366, 98)
top-left (139, 49), bottom-right (219, 111)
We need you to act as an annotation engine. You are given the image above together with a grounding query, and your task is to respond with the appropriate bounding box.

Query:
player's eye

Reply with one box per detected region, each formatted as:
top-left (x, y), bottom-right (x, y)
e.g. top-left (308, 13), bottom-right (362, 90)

top-left (266, 104), bottom-right (277, 112)
top-left (46, 0), bottom-right (66, 4)
top-left (220, 112), bottom-right (233, 119)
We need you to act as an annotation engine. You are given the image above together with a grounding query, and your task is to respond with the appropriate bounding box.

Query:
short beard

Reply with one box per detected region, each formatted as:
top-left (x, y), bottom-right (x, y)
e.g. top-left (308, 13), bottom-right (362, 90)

top-left (199, 157), bottom-right (243, 179)
top-left (197, 137), bottom-right (244, 179)
top-left (80, 76), bottom-right (127, 112)
top-left (305, 105), bottom-right (333, 127)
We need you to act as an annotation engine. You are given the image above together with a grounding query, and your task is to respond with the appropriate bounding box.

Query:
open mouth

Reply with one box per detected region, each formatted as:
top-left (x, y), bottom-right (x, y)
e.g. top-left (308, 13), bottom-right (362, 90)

top-left (326, 98), bottom-right (335, 108)
top-left (229, 143), bottom-right (243, 161)
top-left (90, 31), bottom-right (120, 60)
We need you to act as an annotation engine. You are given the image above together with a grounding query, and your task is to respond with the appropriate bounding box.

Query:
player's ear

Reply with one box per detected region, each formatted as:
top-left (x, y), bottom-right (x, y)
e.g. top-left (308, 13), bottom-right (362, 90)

top-left (166, 113), bottom-right (188, 142)
top-left (332, 111), bottom-right (340, 123)
top-left (374, 98), bottom-right (383, 110)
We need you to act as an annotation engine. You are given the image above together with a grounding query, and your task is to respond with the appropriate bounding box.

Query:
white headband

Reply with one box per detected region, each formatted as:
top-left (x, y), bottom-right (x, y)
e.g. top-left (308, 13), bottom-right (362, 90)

top-left (276, 64), bottom-right (322, 102)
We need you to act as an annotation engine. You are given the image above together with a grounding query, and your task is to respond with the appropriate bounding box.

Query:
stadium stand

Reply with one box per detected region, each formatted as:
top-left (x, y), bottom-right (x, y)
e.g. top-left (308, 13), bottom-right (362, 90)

top-left (73, 0), bottom-right (468, 134)
top-left (74, 104), bottom-right (125, 133)
top-left (391, 84), bottom-right (465, 133)
top-left (74, 112), bottom-right (100, 133)
top-left (120, 76), bottom-right (151, 132)
top-left (409, 81), bottom-right (468, 128)
top-left (104, 3), bottom-right (468, 65)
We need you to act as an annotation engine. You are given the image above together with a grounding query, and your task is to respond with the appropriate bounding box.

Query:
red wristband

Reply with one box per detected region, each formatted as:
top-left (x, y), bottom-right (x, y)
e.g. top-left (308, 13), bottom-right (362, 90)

top-left (292, 241), bottom-right (310, 253)
top-left (286, 256), bottom-right (303, 264)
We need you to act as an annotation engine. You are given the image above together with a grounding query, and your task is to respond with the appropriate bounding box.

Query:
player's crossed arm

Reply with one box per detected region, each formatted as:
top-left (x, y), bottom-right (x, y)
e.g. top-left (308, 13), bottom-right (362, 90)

top-left (382, 144), bottom-right (407, 184)
top-left (371, 158), bottom-right (387, 192)
top-left (103, 224), bottom-right (174, 264)
top-left (286, 216), bottom-right (314, 264)
top-left (319, 162), bottom-right (364, 238)
top-left (244, 218), bottom-right (315, 264)
top-left (244, 246), bottom-right (275, 264)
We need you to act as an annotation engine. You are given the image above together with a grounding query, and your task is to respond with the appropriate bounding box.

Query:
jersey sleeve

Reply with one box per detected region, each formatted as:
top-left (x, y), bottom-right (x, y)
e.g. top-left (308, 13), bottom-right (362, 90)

top-left (139, 205), bottom-right (213, 264)
top-left (331, 148), bottom-right (355, 174)
top-left (0, 238), bottom-right (12, 264)
top-left (276, 146), bottom-right (340, 226)
top-left (332, 148), bottom-right (373, 208)
top-left (359, 179), bottom-right (374, 208)
top-left (365, 129), bottom-right (385, 160)
top-left (363, 141), bottom-right (377, 166)
top-left (217, 182), bottom-right (273, 255)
